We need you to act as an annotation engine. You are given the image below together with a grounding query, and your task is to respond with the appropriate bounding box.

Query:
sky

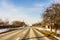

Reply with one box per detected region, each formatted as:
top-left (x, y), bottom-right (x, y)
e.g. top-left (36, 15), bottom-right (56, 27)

top-left (0, 0), bottom-right (60, 26)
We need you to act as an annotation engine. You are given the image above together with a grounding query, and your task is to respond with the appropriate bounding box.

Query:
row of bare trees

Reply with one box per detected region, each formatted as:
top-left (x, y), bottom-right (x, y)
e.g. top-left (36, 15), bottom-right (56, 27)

top-left (43, 3), bottom-right (60, 34)
top-left (32, 23), bottom-right (41, 27)
top-left (0, 19), bottom-right (27, 28)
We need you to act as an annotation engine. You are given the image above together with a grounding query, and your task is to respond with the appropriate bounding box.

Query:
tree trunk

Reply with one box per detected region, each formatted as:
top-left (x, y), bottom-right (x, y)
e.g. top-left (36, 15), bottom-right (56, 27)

top-left (51, 26), bottom-right (52, 32)
top-left (55, 27), bottom-right (57, 35)
top-left (50, 20), bottom-right (52, 32)
top-left (55, 24), bottom-right (57, 35)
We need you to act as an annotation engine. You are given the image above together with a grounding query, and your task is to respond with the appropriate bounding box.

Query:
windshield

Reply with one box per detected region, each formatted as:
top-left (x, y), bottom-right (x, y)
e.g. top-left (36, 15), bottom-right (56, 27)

top-left (0, 0), bottom-right (60, 40)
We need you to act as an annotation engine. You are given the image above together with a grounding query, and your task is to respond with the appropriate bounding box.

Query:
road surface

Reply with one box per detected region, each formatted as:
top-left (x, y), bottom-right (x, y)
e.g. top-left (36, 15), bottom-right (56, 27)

top-left (0, 27), bottom-right (58, 40)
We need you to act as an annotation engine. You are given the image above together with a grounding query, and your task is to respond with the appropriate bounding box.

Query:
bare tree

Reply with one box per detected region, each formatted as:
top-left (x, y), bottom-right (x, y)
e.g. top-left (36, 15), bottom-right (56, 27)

top-left (43, 3), bottom-right (60, 34)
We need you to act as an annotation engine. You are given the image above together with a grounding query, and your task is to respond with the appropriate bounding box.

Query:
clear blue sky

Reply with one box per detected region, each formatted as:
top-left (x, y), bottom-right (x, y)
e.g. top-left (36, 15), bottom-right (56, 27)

top-left (0, 0), bottom-right (59, 25)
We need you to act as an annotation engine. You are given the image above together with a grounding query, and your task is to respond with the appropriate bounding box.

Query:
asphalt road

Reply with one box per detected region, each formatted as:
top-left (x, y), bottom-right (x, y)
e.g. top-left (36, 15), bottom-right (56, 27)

top-left (0, 27), bottom-right (55, 40)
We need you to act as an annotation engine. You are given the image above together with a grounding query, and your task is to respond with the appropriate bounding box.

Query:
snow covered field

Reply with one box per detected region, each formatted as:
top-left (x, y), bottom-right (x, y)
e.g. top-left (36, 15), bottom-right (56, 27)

top-left (0, 29), bottom-right (9, 33)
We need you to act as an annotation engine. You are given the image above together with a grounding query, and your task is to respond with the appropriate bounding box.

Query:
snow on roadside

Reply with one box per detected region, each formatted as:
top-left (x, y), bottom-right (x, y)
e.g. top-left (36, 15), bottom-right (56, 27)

top-left (0, 29), bottom-right (9, 33)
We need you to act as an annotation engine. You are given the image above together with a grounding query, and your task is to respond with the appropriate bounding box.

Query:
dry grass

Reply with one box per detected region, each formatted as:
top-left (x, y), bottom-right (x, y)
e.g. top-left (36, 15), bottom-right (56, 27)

top-left (36, 29), bottom-right (58, 40)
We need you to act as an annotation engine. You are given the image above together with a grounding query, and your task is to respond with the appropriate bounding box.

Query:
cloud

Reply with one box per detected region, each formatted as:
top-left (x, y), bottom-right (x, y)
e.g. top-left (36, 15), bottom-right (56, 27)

top-left (0, 0), bottom-right (44, 25)
top-left (34, 3), bottom-right (44, 7)
top-left (0, 0), bottom-right (28, 23)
